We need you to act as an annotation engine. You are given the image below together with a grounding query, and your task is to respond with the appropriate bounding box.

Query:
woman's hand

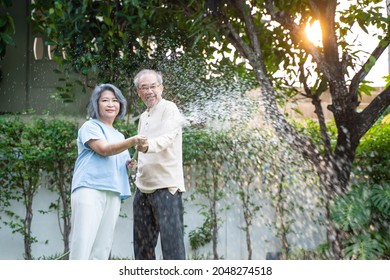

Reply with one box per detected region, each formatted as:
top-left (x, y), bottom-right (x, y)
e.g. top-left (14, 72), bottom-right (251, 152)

top-left (135, 135), bottom-right (149, 153)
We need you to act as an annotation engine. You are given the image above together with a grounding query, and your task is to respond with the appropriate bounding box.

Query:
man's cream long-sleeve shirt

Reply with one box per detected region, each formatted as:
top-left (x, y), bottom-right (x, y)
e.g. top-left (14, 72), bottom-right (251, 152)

top-left (135, 99), bottom-right (185, 194)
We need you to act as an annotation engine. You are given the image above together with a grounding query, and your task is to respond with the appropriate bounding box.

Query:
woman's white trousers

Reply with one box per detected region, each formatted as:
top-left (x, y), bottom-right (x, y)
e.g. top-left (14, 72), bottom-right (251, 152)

top-left (69, 187), bottom-right (121, 260)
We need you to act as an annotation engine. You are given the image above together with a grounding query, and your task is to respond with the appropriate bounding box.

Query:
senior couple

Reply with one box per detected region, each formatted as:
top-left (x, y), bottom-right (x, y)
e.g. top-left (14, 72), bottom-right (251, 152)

top-left (69, 69), bottom-right (186, 260)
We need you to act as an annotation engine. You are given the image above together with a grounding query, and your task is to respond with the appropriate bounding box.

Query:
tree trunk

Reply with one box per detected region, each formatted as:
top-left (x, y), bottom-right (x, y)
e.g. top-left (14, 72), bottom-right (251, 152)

top-left (246, 225), bottom-right (252, 260)
top-left (275, 175), bottom-right (289, 257)
top-left (242, 189), bottom-right (253, 260)
top-left (319, 162), bottom-right (345, 259)
top-left (24, 199), bottom-right (33, 260)
top-left (212, 171), bottom-right (219, 260)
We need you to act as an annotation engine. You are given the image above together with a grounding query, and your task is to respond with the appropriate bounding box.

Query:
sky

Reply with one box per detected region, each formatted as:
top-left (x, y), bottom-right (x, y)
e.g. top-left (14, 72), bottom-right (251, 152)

top-left (360, 34), bottom-right (389, 87)
top-left (340, 0), bottom-right (389, 87)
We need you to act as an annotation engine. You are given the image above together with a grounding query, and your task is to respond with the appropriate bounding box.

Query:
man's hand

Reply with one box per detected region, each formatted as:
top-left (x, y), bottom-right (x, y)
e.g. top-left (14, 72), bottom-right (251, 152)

top-left (136, 139), bottom-right (149, 153)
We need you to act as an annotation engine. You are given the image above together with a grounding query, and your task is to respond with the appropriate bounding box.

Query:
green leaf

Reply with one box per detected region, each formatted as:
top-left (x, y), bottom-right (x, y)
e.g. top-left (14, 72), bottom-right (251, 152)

top-left (343, 234), bottom-right (384, 260)
top-left (371, 184), bottom-right (390, 216)
top-left (0, 32), bottom-right (14, 45)
top-left (330, 185), bottom-right (371, 231)
top-left (364, 56), bottom-right (377, 72)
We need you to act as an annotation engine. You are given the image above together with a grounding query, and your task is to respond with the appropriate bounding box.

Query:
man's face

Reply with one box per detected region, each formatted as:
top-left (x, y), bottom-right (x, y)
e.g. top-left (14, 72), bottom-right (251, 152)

top-left (137, 72), bottom-right (163, 109)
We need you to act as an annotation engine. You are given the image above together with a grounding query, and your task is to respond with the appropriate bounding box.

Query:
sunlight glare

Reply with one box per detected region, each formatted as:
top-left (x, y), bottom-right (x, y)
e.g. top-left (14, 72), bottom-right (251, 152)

top-left (305, 20), bottom-right (322, 46)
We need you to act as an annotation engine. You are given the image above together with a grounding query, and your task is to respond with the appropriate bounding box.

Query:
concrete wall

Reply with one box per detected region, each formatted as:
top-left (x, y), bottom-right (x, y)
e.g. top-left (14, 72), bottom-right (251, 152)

top-left (282, 88), bottom-right (383, 120)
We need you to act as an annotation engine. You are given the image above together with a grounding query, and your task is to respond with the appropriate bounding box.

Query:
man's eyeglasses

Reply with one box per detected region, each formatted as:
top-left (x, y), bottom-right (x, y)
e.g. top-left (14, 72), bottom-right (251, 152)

top-left (138, 84), bottom-right (161, 92)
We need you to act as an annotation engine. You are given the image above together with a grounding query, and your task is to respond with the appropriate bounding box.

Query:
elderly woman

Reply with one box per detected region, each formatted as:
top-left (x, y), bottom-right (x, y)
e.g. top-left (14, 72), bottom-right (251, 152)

top-left (69, 83), bottom-right (146, 260)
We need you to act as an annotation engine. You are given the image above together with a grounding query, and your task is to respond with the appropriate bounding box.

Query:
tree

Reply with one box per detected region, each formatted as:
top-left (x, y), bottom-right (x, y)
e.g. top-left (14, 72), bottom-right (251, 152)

top-left (40, 119), bottom-right (78, 259)
top-left (160, 0), bottom-right (390, 259)
top-left (184, 128), bottom-right (228, 260)
top-left (0, 117), bottom-right (50, 259)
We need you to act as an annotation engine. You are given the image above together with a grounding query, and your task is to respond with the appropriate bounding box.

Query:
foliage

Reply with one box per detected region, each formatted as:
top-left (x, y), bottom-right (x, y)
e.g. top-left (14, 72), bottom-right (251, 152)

top-left (0, 116), bottom-right (50, 259)
top-left (0, 117), bottom-right (23, 225)
top-left (293, 117), bottom-right (390, 259)
top-left (330, 183), bottom-right (390, 259)
top-left (286, 245), bottom-right (328, 260)
top-left (329, 121), bottom-right (390, 259)
top-left (0, 0), bottom-right (15, 59)
top-left (114, 118), bottom-right (138, 140)
top-left (29, 0), bottom-right (223, 116)
top-left (30, 0), bottom-right (148, 80)
top-left (188, 217), bottom-right (212, 251)
top-left (183, 122), bottom-right (325, 260)
top-left (331, 184), bottom-right (371, 232)
top-left (222, 126), bottom-right (265, 260)
top-left (0, 0), bottom-right (15, 82)
top-left (259, 125), bottom-right (326, 259)
top-left (184, 127), bottom-right (228, 259)
top-left (291, 118), bottom-right (338, 154)
top-left (295, 119), bottom-right (390, 186)
top-left (354, 123), bottom-right (390, 184)
top-left (38, 118), bottom-right (79, 258)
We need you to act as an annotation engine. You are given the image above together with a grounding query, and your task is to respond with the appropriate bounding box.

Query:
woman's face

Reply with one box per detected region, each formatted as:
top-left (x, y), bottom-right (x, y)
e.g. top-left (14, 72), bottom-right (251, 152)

top-left (98, 90), bottom-right (120, 125)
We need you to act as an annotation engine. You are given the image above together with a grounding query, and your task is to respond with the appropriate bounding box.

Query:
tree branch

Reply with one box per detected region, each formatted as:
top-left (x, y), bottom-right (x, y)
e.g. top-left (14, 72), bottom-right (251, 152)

top-left (230, 0), bottom-right (261, 59)
top-left (357, 87), bottom-right (390, 140)
top-left (309, 0), bottom-right (340, 72)
top-left (349, 37), bottom-right (390, 98)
